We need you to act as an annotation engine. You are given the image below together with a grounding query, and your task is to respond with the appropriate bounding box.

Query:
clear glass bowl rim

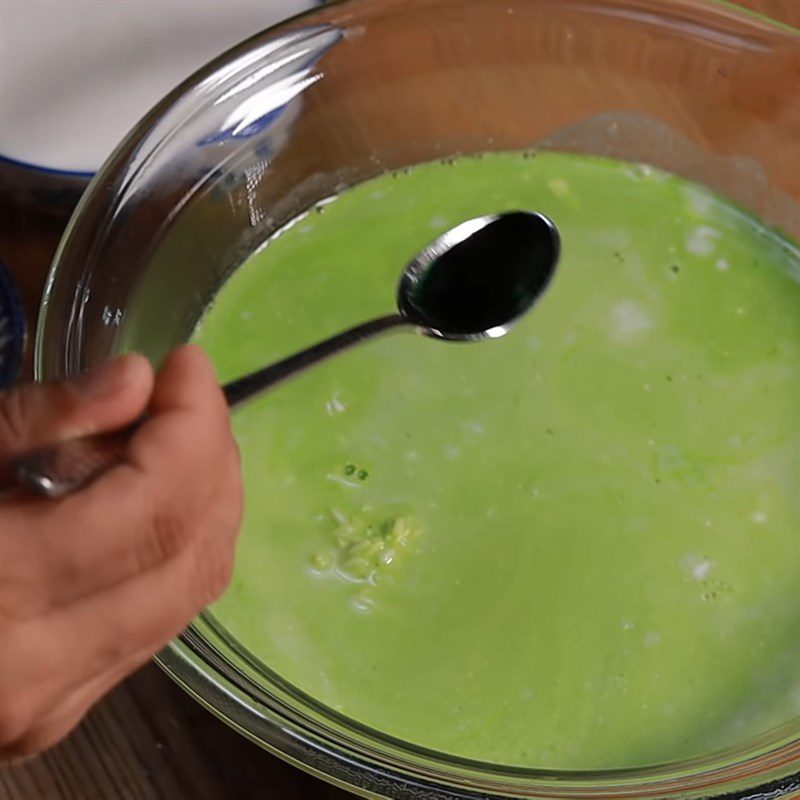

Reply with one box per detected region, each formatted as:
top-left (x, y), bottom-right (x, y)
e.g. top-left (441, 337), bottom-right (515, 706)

top-left (34, 0), bottom-right (800, 797)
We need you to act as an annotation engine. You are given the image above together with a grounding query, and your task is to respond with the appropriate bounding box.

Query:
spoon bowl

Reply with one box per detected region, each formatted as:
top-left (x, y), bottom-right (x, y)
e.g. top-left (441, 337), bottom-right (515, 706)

top-left (398, 210), bottom-right (560, 340)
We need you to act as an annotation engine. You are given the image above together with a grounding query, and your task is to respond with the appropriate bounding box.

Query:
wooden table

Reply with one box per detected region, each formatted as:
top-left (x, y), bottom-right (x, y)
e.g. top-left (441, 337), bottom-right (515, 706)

top-left (0, 1), bottom-right (797, 798)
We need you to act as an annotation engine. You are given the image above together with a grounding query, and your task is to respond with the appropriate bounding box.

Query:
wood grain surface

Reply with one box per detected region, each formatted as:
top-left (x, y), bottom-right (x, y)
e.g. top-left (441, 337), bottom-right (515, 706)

top-left (0, 1), bottom-right (797, 799)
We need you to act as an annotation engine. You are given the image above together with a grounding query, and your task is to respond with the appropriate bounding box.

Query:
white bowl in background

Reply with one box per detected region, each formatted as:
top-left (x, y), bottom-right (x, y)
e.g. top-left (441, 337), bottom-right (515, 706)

top-left (0, 0), bottom-right (319, 207)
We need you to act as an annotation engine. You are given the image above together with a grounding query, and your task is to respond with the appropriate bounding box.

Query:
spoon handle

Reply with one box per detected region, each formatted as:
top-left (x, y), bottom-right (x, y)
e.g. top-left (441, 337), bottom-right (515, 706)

top-left (12, 314), bottom-right (407, 498)
top-left (224, 314), bottom-right (405, 407)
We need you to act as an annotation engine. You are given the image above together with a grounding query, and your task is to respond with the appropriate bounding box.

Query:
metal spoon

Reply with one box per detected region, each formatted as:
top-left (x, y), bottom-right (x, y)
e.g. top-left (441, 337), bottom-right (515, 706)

top-left (14, 210), bottom-right (560, 498)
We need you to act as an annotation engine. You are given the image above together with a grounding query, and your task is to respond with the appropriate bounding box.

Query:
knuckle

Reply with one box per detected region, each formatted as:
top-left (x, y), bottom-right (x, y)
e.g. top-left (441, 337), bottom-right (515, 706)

top-left (151, 507), bottom-right (190, 561)
top-left (193, 542), bottom-right (234, 608)
top-left (137, 493), bottom-right (197, 571)
top-left (0, 383), bottom-right (84, 456)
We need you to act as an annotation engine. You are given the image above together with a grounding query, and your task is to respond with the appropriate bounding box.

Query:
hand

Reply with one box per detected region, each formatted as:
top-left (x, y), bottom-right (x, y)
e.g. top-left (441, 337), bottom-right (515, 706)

top-left (0, 345), bottom-right (243, 760)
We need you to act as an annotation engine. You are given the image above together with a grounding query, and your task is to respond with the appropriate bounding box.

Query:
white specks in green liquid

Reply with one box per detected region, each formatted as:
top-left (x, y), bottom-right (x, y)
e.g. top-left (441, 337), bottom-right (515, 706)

top-left (325, 392), bottom-right (346, 416)
top-left (680, 553), bottom-right (714, 581)
top-left (685, 225), bottom-right (720, 255)
top-left (610, 300), bottom-right (653, 340)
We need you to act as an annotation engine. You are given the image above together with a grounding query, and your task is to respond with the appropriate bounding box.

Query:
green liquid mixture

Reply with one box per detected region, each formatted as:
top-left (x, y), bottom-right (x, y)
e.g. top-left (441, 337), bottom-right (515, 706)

top-left (195, 152), bottom-right (800, 769)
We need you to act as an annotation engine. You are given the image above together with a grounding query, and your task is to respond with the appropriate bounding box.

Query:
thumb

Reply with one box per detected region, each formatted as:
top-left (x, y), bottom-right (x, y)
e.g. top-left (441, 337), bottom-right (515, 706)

top-left (0, 354), bottom-right (154, 463)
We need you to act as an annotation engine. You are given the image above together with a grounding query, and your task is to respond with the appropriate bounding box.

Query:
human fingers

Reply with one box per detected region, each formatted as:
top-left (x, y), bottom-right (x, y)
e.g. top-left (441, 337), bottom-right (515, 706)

top-left (0, 354), bottom-right (153, 467)
top-left (0, 345), bottom-right (239, 613)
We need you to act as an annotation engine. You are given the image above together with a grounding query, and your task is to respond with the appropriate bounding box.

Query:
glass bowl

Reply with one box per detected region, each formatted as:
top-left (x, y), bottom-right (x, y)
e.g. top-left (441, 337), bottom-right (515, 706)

top-left (35, 1), bottom-right (799, 797)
